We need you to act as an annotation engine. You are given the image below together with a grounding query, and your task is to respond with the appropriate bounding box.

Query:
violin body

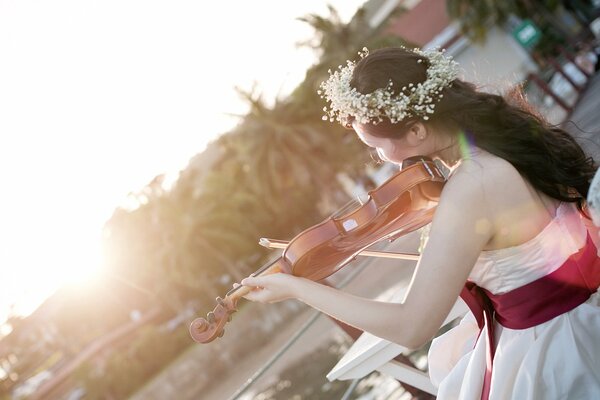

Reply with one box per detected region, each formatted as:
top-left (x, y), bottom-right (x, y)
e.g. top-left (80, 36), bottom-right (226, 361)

top-left (190, 157), bottom-right (446, 343)
top-left (282, 158), bottom-right (445, 280)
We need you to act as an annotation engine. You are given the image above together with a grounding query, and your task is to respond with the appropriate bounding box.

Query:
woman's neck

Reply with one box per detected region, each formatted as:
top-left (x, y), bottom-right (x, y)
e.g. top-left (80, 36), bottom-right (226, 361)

top-left (431, 135), bottom-right (463, 168)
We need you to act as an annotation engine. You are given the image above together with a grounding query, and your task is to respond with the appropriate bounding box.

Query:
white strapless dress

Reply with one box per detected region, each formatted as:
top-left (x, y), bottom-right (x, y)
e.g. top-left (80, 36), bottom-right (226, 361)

top-left (427, 202), bottom-right (600, 399)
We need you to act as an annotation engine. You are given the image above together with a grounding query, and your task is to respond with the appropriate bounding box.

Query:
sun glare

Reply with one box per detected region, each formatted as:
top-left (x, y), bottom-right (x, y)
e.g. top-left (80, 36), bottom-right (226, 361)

top-left (2, 219), bottom-right (106, 318)
top-left (59, 235), bottom-right (105, 286)
top-left (0, 0), bottom-right (368, 323)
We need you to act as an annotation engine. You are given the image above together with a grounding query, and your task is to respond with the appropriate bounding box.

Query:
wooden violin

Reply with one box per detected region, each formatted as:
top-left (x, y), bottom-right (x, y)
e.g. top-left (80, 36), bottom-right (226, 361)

top-left (189, 156), bottom-right (446, 343)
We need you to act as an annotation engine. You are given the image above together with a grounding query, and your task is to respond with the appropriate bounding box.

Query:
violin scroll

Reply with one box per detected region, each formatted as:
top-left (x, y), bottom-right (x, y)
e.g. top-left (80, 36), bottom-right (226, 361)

top-left (189, 260), bottom-right (286, 343)
top-left (189, 296), bottom-right (238, 343)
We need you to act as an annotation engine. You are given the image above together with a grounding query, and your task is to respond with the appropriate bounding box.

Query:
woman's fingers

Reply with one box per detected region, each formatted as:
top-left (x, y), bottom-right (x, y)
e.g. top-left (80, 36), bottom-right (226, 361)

top-left (237, 273), bottom-right (296, 303)
top-left (241, 276), bottom-right (262, 287)
top-left (242, 289), bottom-right (268, 303)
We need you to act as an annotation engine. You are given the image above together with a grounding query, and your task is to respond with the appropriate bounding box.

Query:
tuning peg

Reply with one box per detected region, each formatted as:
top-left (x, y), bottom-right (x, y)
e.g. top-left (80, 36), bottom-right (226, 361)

top-left (207, 312), bottom-right (215, 323)
top-left (216, 296), bottom-right (225, 306)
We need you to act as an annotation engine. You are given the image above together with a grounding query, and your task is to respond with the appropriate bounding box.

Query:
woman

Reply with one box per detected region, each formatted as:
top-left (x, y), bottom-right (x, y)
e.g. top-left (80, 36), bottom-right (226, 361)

top-left (240, 47), bottom-right (600, 399)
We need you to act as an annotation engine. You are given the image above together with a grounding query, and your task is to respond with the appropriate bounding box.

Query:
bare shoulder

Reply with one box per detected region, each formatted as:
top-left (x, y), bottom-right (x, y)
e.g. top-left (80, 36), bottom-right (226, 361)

top-left (444, 151), bottom-right (521, 200)
top-left (430, 153), bottom-right (503, 236)
top-left (434, 151), bottom-right (524, 239)
top-left (450, 151), bottom-right (518, 182)
top-left (443, 150), bottom-right (558, 250)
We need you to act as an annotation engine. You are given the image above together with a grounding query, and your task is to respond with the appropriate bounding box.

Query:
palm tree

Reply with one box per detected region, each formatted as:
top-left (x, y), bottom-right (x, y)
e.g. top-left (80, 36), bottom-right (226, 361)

top-left (296, 5), bottom-right (368, 62)
top-left (291, 4), bottom-right (409, 121)
top-left (226, 3), bottom-right (410, 219)
top-left (297, 4), bottom-right (409, 66)
top-left (100, 4), bottom-right (406, 314)
top-left (101, 173), bottom-right (219, 310)
top-left (229, 86), bottom-right (370, 222)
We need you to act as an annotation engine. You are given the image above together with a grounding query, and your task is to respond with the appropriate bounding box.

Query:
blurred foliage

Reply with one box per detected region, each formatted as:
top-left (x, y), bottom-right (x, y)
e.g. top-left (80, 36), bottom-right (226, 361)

top-left (446, 0), bottom-right (597, 61)
top-left (100, 3), bottom-right (409, 314)
top-left (446, 0), bottom-right (561, 43)
top-left (52, 283), bottom-right (147, 353)
top-left (76, 3), bottom-right (411, 398)
top-left (75, 325), bottom-right (191, 400)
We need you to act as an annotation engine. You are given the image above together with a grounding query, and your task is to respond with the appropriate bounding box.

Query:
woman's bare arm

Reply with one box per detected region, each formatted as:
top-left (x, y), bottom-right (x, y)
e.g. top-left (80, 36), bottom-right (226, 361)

top-left (242, 162), bottom-right (493, 349)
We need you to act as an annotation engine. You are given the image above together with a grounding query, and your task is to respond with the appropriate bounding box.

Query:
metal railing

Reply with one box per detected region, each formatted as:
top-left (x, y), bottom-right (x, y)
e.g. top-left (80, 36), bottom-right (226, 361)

top-left (227, 253), bottom-right (377, 400)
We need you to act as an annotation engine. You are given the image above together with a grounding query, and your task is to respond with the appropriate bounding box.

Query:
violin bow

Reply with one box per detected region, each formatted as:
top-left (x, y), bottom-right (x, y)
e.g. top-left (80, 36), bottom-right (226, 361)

top-left (259, 238), bottom-right (420, 261)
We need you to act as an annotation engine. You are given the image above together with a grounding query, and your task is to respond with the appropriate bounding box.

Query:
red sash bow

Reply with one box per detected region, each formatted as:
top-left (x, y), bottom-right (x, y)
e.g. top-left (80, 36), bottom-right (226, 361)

top-left (460, 234), bottom-right (600, 400)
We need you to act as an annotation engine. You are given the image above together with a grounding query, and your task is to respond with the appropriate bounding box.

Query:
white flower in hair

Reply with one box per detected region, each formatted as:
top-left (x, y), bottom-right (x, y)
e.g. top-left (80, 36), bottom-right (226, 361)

top-left (318, 47), bottom-right (459, 126)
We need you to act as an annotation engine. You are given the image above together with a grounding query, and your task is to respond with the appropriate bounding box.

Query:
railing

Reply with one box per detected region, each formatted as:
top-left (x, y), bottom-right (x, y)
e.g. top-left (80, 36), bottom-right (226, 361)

top-left (226, 251), bottom-right (373, 400)
top-left (525, 44), bottom-right (595, 125)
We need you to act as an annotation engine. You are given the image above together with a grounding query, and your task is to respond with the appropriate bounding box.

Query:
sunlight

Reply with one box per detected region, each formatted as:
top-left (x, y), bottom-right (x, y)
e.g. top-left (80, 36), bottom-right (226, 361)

top-left (59, 234), bottom-right (105, 286)
top-left (0, 0), bottom-right (367, 323)
top-left (1, 217), bottom-right (105, 318)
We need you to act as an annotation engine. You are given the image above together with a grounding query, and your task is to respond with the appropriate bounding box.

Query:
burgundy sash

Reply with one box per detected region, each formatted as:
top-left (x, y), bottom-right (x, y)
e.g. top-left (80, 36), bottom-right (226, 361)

top-left (460, 233), bottom-right (600, 400)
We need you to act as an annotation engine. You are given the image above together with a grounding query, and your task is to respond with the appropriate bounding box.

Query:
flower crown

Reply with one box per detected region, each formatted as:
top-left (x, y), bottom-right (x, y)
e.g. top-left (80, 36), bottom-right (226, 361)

top-left (318, 47), bottom-right (459, 126)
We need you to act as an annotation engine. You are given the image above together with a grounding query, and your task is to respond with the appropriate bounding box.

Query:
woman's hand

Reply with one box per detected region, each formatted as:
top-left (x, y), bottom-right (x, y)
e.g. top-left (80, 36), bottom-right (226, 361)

top-left (238, 273), bottom-right (302, 304)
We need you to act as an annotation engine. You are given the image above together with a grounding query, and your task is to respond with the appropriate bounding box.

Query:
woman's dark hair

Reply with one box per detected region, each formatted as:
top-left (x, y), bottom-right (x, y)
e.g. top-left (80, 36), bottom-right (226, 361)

top-left (350, 47), bottom-right (597, 208)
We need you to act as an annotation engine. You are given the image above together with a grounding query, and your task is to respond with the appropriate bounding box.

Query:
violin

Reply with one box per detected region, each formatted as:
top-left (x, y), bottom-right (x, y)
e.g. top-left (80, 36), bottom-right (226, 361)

top-left (189, 156), bottom-right (446, 343)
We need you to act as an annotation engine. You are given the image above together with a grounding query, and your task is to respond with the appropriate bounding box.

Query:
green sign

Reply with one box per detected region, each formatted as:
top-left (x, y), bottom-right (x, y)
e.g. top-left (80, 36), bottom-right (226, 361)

top-left (512, 19), bottom-right (542, 50)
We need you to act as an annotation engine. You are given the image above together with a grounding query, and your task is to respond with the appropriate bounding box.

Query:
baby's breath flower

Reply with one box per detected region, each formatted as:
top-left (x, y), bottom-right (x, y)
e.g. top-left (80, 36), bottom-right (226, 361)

top-left (318, 46), bottom-right (459, 125)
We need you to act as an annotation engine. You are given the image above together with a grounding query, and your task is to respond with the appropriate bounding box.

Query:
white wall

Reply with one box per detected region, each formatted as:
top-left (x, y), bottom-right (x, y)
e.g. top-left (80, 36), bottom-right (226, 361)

top-left (451, 27), bottom-right (539, 93)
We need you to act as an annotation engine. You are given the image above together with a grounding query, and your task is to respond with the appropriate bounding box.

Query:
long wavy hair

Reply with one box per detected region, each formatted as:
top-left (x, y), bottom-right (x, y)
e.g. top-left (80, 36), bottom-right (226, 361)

top-left (349, 47), bottom-right (597, 209)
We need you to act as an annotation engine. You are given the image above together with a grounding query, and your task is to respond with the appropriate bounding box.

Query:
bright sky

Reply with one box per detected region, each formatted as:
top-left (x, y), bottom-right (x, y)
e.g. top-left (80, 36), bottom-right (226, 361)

top-left (0, 0), bottom-right (367, 326)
